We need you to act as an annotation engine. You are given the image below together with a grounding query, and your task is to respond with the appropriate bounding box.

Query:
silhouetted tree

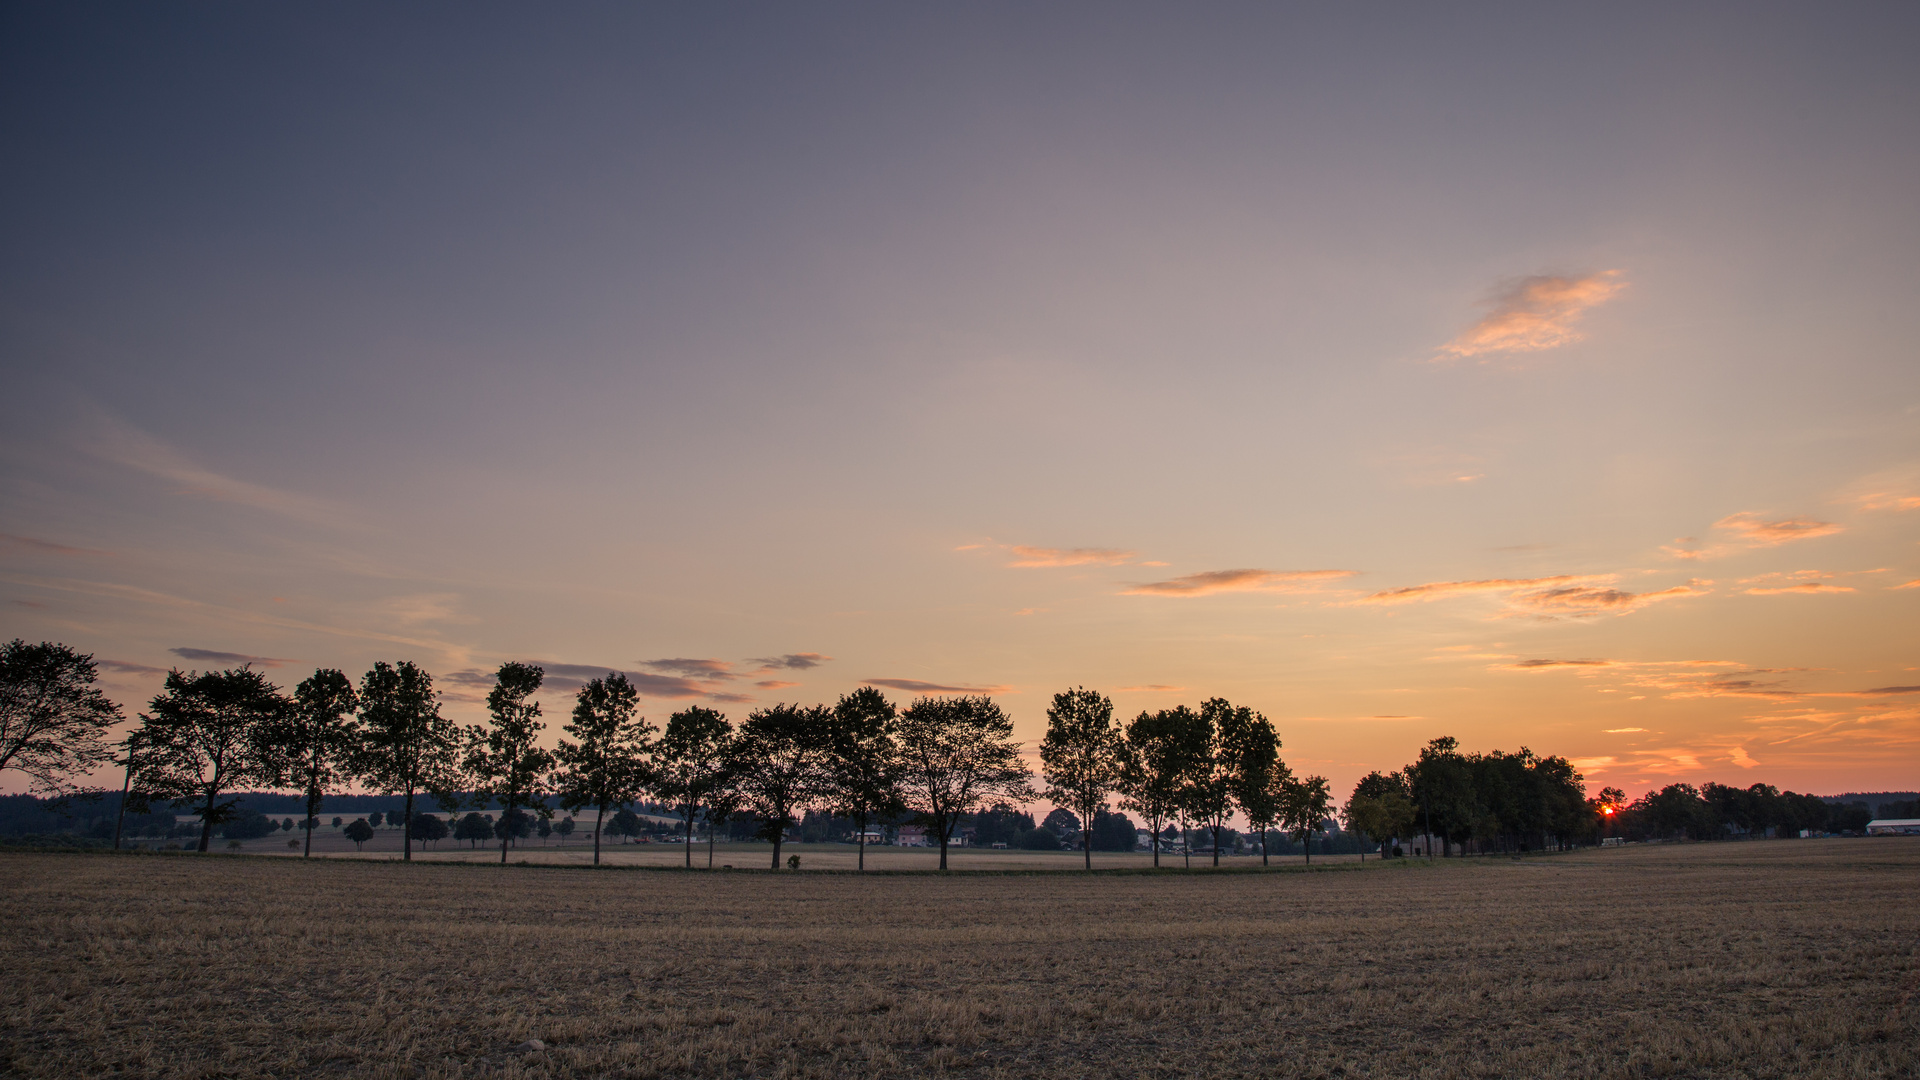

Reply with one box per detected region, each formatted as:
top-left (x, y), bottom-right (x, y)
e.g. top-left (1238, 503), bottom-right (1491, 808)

top-left (1281, 773), bottom-right (1334, 864)
top-left (344, 817), bottom-right (374, 850)
top-left (553, 672), bottom-right (654, 866)
top-left (132, 667), bottom-right (290, 852)
top-left (352, 662), bottom-right (461, 862)
top-left (268, 668), bottom-right (358, 858)
top-left (410, 812), bottom-right (450, 848)
top-left (1239, 748), bottom-right (1292, 866)
top-left (894, 695), bottom-right (1034, 871)
top-left (455, 811), bottom-right (493, 848)
top-left (463, 662), bottom-right (553, 865)
top-left (1343, 771), bottom-right (1414, 860)
top-left (654, 705), bottom-right (732, 868)
top-left (827, 687), bottom-right (904, 871)
top-left (1118, 706), bottom-right (1202, 868)
top-left (727, 703), bottom-right (836, 870)
top-left (555, 816), bottom-right (575, 843)
top-left (1040, 687), bottom-right (1123, 871)
top-left (0, 640), bottom-right (123, 795)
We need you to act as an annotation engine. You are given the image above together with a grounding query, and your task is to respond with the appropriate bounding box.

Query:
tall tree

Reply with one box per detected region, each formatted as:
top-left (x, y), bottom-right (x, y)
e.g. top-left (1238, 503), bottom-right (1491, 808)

top-left (1281, 773), bottom-right (1334, 864)
top-left (1186, 698), bottom-right (1275, 868)
top-left (826, 687), bottom-right (903, 872)
top-left (1040, 686), bottom-right (1123, 871)
top-left (1407, 736), bottom-right (1474, 857)
top-left (132, 667), bottom-right (290, 852)
top-left (268, 669), bottom-right (358, 858)
top-left (352, 661), bottom-right (461, 863)
top-left (1233, 723), bottom-right (1288, 866)
top-left (464, 662), bottom-right (554, 865)
top-left (553, 672), bottom-right (655, 867)
top-left (653, 705), bottom-right (733, 868)
top-left (1117, 707), bottom-right (1202, 869)
top-left (894, 695), bottom-right (1034, 871)
top-left (1343, 771), bottom-right (1414, 861)
top-left (0, 640), bottom-right (123, 795)
top-left (727, 703), bottom-right (835, 870)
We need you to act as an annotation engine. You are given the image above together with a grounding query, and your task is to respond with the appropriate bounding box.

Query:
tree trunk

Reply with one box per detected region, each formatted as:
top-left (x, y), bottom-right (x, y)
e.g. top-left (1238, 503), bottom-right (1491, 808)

top-left (593, 800), bottom-right (605, 866)
top-left (500, 795), bottom-right (513, 864)
top-left (304, 786), bottom-right (317, 858)
top-left (858, 814), bottom-right (867, 871)
top-left (707, 825), bottom-right (715, 869)
top-left (1083, 809), bottom-right (1092, 870)
top-left (771, 828), bottom-right (784, 870)
top-left (113, 750), bottom-right (134, 852)
top-left (683, 802), bottom-right (693, 868)
top-left (1212, 824), bottom-right (1221, 867)
top-left (403, 788), bottom-right (414, 862)
top-left (1260, 828), bottom-right (1269, 866)
top-left (1182, 820), bottom-right (1190, 869)
top-left (198, 786), bottom-right (216, 852)
top-left (1151, 816), bottom-right (1161, 868)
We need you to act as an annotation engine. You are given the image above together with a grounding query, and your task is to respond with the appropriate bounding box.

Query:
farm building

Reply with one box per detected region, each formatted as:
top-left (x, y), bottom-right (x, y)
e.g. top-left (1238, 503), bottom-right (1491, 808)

top-left (1865, 818), bottom-right (1920, 836)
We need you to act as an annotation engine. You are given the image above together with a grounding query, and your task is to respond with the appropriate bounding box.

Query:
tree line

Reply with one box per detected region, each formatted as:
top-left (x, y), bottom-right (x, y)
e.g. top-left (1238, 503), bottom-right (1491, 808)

top-left (4, 639), bottom-right (1887, 867)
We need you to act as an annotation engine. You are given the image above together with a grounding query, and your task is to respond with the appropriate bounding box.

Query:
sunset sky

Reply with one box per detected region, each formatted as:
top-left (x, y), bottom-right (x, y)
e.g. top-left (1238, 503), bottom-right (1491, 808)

top-left (3, 5), bottom-right (1916, 802)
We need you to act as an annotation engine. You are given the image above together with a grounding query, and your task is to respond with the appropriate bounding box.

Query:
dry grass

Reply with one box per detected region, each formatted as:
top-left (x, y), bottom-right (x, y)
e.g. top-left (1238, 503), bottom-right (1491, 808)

top-left (2, 839), bottom-right (1915, 1079)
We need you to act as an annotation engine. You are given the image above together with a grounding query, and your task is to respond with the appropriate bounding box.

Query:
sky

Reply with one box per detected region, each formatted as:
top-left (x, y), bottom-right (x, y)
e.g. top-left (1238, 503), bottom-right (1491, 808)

top-left (3, 4), bottom-right (1917, 803)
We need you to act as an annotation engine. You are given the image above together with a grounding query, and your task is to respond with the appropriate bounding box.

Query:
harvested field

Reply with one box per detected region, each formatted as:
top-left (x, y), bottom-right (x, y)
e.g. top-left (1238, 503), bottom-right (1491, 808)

top-left (2, 839), bottom-right (1916, 1079)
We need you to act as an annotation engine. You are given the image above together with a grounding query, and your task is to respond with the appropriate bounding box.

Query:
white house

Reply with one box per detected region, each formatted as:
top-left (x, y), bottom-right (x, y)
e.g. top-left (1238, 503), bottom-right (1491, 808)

top-left (1866, 818), bottom-right (1920, 836)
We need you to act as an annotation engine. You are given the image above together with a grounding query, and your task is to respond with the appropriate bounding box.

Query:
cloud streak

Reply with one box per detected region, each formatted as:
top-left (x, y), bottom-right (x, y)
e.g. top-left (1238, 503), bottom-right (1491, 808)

top-left (747, 653), bottom-right (831, 671)
top-left (1123, 568), bottom-right (1355, 597)
top-left (1436, 271), bottom-right (1626, 359)
top-left (1360, 574), bottom-right (1709, 619)
top-left (170, 646), bottom-right (290, 668)
top-left (1006, 545), bottom-right (1137, 568)
top-left (861, 678), bottom-right (1013, 695)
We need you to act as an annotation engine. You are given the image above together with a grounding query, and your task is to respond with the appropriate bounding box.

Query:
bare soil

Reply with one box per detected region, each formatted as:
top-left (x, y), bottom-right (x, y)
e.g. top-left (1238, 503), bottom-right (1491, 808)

top-left (2, 839), bottom-right (1915, 1079)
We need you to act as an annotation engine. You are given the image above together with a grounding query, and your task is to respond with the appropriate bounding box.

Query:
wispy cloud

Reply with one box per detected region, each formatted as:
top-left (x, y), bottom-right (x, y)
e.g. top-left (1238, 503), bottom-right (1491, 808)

top-left (642, 657), bottom-right (738, 680)
top-left (861, 678), bottom-right (1013, 695)
top-left (1668, 513), bottom-right (1846, 560)
top-left (1714, 513), bottom-right (1845, 546)
top-left (1007, 545), bottom-right (1136, 568)
top-left (747, 653), bottom-right (831, 671)
top-left (1436, 270), bottom-right (1626, 360)
top-left (1895, 579), bottom-right (1920, 591)
top-left (755, 680), bottom-right (800, 690)
top-left (86, 411), bottom-right (344, 526)
top-left (1123, 568), bottom-right (1356, 597)
top-left (1499, 658), bottom-right (1613, 670)
top-left (170, 646), bottom-right (290, 669)
top-left (98, 659), bottom-right (167, 676)
top-left (1119, 684), bottom-right (1185, 692)
top-left (1358, 574), bottom-right (1596, 604)
top-left (1602, 728), bottom-right (1648, 734)
top-left (443, 662), bottom-right (720, 701)
top-left (1360, 574), bottom-right (1708, 619)
top-left (0, 533), bottom-right (107, 556)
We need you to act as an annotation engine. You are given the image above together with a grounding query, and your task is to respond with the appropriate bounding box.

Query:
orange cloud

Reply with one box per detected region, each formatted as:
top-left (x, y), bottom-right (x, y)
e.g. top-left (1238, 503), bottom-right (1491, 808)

top-left (1357, 575), bottom-right (1595, 604)
top-left (1746, 583), bottom-right (1855, 596)
top-left (1361, 574), bottom-right (1708, 619)
top-left (1507, 582), bottom-right (1708, 617)
top-left (1664, 513), bottom-right (1845, 560)
top-left (1893, 579), bottom-right (1920, 590)
top-left (1007, 545), bottom-right (1136, 568)
top-left (1119, 684), bottom-right (1185, 692)
top-left (1123, 568), bottom-right (1356, 597)
top-left (1713, 512), bottom-right (1843, 546)
top-left (1498, 658), bottom-right (1614, 670)
top-left (1436, 270), bottom-right (1626, 359)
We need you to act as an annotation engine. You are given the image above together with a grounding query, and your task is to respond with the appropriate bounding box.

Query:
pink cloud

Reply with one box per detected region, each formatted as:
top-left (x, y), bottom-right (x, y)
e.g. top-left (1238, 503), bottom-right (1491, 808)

top-left (1356, 575), bottom-right (1596, 604)
top-left (1436, 270), bottom-right (1626, 359)
top-left (1745, 583), bottom-right (1855, 596)
top-left (1123, 568), bottom-right (1355, 597)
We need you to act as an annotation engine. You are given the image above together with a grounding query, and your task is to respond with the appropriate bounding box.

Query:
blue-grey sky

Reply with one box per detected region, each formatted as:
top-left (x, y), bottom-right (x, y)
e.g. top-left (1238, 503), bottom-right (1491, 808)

top-left (4, 4), bottom-right (1918, 798)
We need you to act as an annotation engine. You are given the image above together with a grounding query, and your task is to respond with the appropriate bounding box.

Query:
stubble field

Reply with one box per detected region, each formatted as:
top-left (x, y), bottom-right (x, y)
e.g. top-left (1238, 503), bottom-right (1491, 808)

top-left (2, 839), bottom-right (1915, 1079)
